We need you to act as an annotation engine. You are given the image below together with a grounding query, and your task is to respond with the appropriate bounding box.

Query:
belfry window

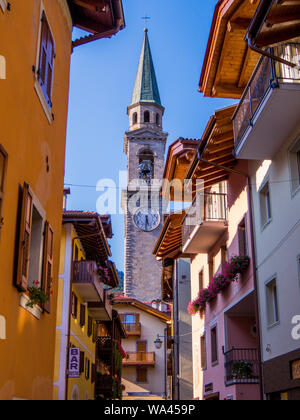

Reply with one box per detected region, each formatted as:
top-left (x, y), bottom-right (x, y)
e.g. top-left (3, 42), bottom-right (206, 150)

top-left (144, 111), bottom-right (150, 123)
top-left (138, 149), bottom-right (154, 183)
top-left (133, 112), bottom-right (138, 125)
top-left (156, 113), bottom-right (160, 126)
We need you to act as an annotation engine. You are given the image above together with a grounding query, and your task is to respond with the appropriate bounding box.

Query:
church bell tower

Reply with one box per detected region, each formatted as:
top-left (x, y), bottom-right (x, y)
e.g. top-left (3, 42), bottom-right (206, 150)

top-left (123, 29), bottom-right (168, 302)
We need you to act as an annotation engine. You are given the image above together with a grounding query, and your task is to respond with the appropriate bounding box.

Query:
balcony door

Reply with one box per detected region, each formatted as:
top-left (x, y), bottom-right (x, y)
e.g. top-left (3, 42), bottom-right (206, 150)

top-left (137, 341), bottom-right (147, 361)
top-left (125, 314), bottom-right (136, 324)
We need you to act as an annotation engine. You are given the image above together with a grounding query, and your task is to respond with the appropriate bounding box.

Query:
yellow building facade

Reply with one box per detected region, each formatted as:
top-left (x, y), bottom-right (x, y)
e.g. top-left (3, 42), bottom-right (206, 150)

top-left (54, 211), bottom-right (121, 400)
top-left (0, 0), bottom-right (72, 400)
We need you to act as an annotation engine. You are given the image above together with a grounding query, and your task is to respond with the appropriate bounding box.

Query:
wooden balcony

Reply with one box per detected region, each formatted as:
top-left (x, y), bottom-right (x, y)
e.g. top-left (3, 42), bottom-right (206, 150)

top-left (88, 289), bottom-right (112, 321)
top-left (73, 261), bottom-right (104, 303)
top-left (123, 323), bottom-right (142, 337)
top-left (123, 352), bottom-right (156, 367)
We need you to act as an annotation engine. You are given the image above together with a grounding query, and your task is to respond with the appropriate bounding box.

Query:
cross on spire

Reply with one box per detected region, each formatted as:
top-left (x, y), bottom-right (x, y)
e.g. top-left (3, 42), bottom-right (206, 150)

top-left (141, 14), bottom-right (151, 31)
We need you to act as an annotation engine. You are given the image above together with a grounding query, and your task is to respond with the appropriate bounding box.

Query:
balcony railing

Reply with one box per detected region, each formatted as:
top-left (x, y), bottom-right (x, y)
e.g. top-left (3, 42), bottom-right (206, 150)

top-left (123, 352), bottom-right (156, 366)
top-left (182, 192), bottom-right (227, 250)
top-left (95, 374), bottom-right (114, 395)
top-left (224, 348), bottom-right (260, 385)
top-left (123, 323), bottom-right (142, 336)
top-left (97, 336), bottom-right (113, 353)
top-left (233, 43), bottom-right (300, 149)
top-left (73, 260), bottom-right (104, 303)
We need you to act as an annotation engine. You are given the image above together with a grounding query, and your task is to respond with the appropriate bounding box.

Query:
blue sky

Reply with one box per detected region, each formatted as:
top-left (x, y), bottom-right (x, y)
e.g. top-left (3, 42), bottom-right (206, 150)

top-left (64, 0), bottom-right (235, 271)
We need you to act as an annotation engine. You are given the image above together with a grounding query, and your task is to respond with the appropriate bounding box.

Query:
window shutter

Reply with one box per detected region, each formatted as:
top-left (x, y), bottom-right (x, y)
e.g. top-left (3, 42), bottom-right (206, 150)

top-left (80, 304), bottom-right (86, 327)
top-left (135, 314), bottom-right (140, 323)
top-left (16, 183), bottom-right (33, 292)
top-left (88, 316), bottom-right (93, 337)
top-left (119, 313), bottom-right (125, 323)
top-left (38, 13), bottom-right (55, 106)
top-left (91, 364), bottom-right (96, 383)
top-left (72, 292), bottom-right (78, 318)
top-left (80, 351), bottom-right (85, 374)
top-left (42, 221), bottom-right (54, 313)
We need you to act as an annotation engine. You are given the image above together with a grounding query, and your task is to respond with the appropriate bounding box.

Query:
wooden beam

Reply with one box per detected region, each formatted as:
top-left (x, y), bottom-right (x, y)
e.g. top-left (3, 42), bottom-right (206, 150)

top-left (256, 23), bottom-right (300, 48)
top-left (227, 18), bottom-right (251, 33)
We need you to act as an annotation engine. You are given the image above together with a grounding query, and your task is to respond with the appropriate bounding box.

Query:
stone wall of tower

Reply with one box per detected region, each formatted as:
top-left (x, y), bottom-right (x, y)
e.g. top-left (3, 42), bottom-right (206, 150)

top-left (124, 133), bottom-right (167, 303)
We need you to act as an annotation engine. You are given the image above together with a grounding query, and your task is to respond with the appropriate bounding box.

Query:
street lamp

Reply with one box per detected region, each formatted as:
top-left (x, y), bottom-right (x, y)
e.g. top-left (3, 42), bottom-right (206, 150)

top-left (154, 334), bottom-right (163, 349)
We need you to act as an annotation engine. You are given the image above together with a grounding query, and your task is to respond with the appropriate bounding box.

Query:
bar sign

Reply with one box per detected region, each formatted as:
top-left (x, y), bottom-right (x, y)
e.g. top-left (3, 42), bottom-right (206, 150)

top-left (69, 348), bottom-right (80, 378)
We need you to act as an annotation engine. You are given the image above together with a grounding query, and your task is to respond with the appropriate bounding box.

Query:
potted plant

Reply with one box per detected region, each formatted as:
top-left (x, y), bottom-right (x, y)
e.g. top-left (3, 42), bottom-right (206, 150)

top-left (26, 281), bottom-right (52, 309)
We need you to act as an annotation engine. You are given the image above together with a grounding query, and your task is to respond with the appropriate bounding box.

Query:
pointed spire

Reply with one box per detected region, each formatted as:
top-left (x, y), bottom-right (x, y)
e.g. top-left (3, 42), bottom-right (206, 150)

top-left (131, 29), bottom-right (162, 107)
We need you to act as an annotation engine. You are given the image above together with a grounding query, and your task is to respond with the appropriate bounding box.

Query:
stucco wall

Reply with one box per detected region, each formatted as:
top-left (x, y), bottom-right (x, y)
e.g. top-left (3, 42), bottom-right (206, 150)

top-left (114, 303), bottom-right (168, 397)
top-left (0, 0), bottom-right (71, 400)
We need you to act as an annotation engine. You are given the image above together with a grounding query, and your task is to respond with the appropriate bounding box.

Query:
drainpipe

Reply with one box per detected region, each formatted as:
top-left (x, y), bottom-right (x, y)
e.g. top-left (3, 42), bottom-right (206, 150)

top-left (247, 41), bottom-right (300, 70)
top-left (246, 178), bottom-right (264, 401)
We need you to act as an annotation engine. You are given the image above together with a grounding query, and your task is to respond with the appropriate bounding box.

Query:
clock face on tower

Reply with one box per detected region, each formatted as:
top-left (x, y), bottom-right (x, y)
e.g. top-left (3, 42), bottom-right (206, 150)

top-left (133, 208), bottom-right (161, 232)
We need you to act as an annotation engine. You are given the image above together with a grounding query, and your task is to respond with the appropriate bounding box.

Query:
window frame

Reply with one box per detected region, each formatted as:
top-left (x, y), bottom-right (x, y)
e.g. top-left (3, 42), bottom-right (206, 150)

top-left (210, 325), bottom-right (218, 366)
top-left (136, 367), bottom-right (148, 384)
top-left (34, 3), bottom-right (55, 124)
top-left (265, 276), bottom-right (280, 329)
top-left (259, 180), bottom-right (272, 230)
top-left (144, 111), bottom-right (150, 123)
top-left (288, 137), bottom-right (300, 197)
top-left (72, 292), bottom-right (78, 319)
top-left (200, 334), bottom-right (207, 371)
top-left (0, 0), bottom-right (7, 13)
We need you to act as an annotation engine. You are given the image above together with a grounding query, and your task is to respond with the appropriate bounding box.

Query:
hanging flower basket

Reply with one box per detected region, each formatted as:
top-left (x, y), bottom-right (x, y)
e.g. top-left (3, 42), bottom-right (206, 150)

top-left (187, 256), bottom-right (250, 315)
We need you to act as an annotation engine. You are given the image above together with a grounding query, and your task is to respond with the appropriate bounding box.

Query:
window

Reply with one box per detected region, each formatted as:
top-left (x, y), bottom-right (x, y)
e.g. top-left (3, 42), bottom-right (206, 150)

top-left (15, 184), bottom-right (54, 312)
top-left (80, 351), bottom-right (85, 374)
top-left (200, 335), bottom-right (207, 370)
top-left (211, 326), bottom-right (218, 365)
top-left (80, 304), bottom-right (86, 328)
top-left (138, 149), bottom-right (154, 183)
top-left (0, 146), bottom-right (7, 234)
top-left (144, 111), bottom-right (150, 123)
top-left (85, 358), bottom-right (90, 380)
top-left (92, 322), bottom-right (98, 343)
top-left (125, 313), bottom-right (136, 324)
top-left (133, 112), bottom-right (138, 125)
top-left (137, 367), bottom-right (147, 383)
top-left (266, 278), bottom-right (279, 327)
top-left (199, 270), bottom-right (204, 292)
top-left (260, 182), bottom-right (272, 228)
top-left (37, 12), bottom-right (55, 109)
top-left (289, 139), bottom-right (300, 194)
top-left (238, 218), bottom-right (248, 256)
top-left (72, 293), bottom-right (78, 318)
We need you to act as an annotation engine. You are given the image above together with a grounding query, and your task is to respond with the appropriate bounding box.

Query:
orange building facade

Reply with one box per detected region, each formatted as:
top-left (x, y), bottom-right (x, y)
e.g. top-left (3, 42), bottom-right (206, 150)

top-left (0, 0), bottom-right (125, 400)
top-left (0, 0), bottom-right (73, 400)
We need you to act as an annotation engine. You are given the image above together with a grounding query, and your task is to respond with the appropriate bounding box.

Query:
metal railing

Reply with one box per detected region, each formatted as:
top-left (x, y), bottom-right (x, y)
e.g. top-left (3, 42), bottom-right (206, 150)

top-left (182, 192), bottom-right (227, 247)
top-left (233, 43), bottom-right (300, 148)
top-left (97, 336), bottom-right (113, 353)
top-left (224, 348), bottom-right (260, 385)
top-left (123, 352), bottom-right (156, 364)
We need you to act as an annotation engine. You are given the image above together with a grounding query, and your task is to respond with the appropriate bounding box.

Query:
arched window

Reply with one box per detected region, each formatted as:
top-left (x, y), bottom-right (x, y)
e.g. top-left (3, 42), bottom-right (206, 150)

top-left (133, 112), bottom-right (138, 125)
top-left (156, 113), bottom-right (160, 126)
top-left (144, 111), bottom-right (150, 123)
top-left (138, 149), bottom-right (154, 184)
